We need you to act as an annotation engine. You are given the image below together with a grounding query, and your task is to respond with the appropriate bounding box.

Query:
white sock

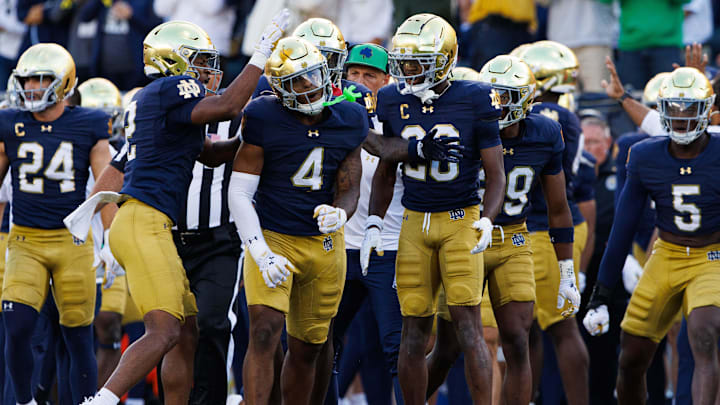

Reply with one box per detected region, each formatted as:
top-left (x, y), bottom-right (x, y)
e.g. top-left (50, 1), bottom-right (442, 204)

top-left (94, 388), bottom-right (120, 405)
top-left (17, 400), bottom-right (37, 405)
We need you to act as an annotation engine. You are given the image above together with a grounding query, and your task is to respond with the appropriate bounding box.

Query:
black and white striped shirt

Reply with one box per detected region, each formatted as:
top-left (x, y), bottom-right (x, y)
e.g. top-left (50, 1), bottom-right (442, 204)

top-left (110, 119), bottom-right (242, 231)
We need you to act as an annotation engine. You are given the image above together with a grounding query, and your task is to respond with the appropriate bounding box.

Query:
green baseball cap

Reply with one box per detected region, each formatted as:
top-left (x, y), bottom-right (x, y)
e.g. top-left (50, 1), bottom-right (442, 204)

top-left (346, 44), bottom-right (388, 73)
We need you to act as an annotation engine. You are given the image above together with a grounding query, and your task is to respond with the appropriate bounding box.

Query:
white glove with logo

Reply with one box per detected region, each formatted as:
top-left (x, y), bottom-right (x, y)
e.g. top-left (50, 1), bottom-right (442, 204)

top-left (470, 217), bottom-right (493, 254)
top-left (313, 204), bottom-right (347, 234)
top-left (360, 215), bottom-right (384, 276)
top-left (557, 259), bottom-right (581, 317)
top-left (250, 8), bottom-right (291, 68)
top-left (100, 230), bottom-right (124, 289)
top-left (622, 254), bottom-right (644, 294)
top-left (256, 250), bottom-right (297, 288)
top-left (583, 304), bottom-right (610, 336)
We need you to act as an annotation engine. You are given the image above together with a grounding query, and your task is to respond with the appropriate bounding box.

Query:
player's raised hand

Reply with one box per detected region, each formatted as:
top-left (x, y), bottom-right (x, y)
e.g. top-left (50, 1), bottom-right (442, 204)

top-left (417, 129), bottom-right (465, 163)
top-left (255, 8), bottom-right (291, 59)
top-left (314, 204), bottom-right (347, 234)
top-left (601, 56), bottom-right (625, 100)
top-left (257, 251), bottom-right (297, 288)
top-left (360, 215), bottom-right (384, 275)
top-left (673, 43), bottom-right (708, 72)
top-left (470, 217), bottom-right (493, 254)
top-left (622, 254), bottom-right (644, 293)
top-left (557, 259), bottom-right (581, 317)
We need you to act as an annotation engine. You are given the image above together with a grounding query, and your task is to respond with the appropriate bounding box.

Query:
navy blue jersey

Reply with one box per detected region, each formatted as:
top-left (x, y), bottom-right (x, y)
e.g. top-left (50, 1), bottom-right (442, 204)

top-left (120, 75), bottom-right (206, 223)
top-left (574, 151), bottom-right (596, 203)
top-left (597, 134), bottom-right (720, 288)
top-left (0, 107), bottom-right (110, 229)
top-left (527, 102), bottom-right (584, 229)
top-left (626, 135), bottom-right (720, 235)
top-left (615, 132), bottom-right (656, 248)
top-left (377, 81), bottom-right (502, 212)
top-left (1, 204), bottom-right (8, 233)
top-left (480, 113), bottom-right (564, 225)
top-left (243, 96), bottom-right (368, 236)
top-left (252, 75), bottom-right (274, 99)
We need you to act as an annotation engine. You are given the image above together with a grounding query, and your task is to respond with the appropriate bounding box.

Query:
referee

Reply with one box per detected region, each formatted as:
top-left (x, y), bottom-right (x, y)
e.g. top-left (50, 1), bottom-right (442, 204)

top-left (99, 116), bottom-right (243, 405)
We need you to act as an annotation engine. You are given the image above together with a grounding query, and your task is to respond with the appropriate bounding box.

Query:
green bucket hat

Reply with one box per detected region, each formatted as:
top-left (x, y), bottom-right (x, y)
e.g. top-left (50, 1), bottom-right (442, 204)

top-left (346, 44), bottom-right (388, 73)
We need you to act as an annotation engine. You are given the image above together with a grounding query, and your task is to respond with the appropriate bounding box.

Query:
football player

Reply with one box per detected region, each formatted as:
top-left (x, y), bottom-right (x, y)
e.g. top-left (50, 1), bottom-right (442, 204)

top-left (79, 13), bottom-right (291, 405)
top-left (515, 40), bottom-right (590, 404)
top-left (75, 77), bottom-right (129, 388)
top-left (0, 43), bottom-right (113, 405)
top-left (428, 56), bottom-right (579, 405)
top-left (228, 37), bottom-right (368, 405)
top-left (365, 14), bottom-right (507, 404)
top-left (583, 67), bottom-right (720, 405)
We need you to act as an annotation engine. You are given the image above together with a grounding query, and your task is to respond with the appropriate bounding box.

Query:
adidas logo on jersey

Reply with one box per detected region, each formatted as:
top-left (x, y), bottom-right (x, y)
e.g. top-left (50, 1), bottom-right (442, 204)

top-left (323, 235), bottom-right (334, 252)
top-left (512, 233), bottom-right (526, 247)
top-left (708, 251), bottom-right (720, 261)
top-left (449, 208), bottom-right (465, 221)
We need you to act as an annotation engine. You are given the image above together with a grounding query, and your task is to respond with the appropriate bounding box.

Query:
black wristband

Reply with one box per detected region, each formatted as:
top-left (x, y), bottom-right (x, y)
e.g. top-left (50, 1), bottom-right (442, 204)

top-left (588, 283), bottom-right (612, 310)
top-left (617, 90), bottom-right (631, 104)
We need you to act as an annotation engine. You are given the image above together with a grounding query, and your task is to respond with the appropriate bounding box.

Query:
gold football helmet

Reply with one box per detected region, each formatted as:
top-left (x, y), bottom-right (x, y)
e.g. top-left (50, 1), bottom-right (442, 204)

top-left (10, 43), bottom-right (77, 112)
top-left (143, 20), bottom-right (222, 93)
top-left (449, 67), bottom-right (479, 81)
top-left (642, 72), bottom-right (671, 107)
top-left (78, 77), bottom-right (123, 136)
top-left (266, 37), bottom-right (332, 116)
top-left (657, 67), bottom-right (715, 145)
top-left (293, 18), bottom-right (347, 88)
top-left (509, 43), bottom-right (531, 58)
top-left (388, 13), bottom-right (457, 100)
top-left (518, 40), bottom-right (578, 96)
top-left (479, 55), bottom-right (536, 129)
top-left (122, 87), bottom-right (143, 109)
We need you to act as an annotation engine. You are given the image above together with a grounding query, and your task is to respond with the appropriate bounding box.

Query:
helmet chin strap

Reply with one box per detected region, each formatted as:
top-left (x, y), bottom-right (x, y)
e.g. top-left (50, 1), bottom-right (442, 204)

top-left (413, 80), bottom-right (452, 105)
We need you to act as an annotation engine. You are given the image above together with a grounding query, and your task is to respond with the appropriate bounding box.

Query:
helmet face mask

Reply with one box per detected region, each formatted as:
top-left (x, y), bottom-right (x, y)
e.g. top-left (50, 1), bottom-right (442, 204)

top-left (11, 72), bottom-right (66, 112)
top-left (493, 85), bottom-right (534, 129)
top-left (184, 47), bottom-right (223, 94)
top-left (318, 48), bottom-right (347, 87)
top-left (478, 55), bottom-right (536, 129)
top-left (272, 63), bottom-right (332, 116)
top-left (388, 52), bottom-right (451, 96)
top-left (659, 97), bottom-right (714, 144)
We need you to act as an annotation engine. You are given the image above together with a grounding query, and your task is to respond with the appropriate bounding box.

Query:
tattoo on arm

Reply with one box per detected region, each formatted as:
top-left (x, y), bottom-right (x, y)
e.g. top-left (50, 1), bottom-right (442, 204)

top-left (334, 146), bottom-right (362, 217)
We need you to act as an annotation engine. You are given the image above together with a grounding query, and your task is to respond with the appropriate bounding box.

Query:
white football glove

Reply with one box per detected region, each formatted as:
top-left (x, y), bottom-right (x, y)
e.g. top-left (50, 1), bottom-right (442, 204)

top-left (578, 271), bottom-right (587, 294)
top-left (100, 230), bottom-right (124, 289)
top-left (557, 259), bottom-right (581, 317)
top-left (313, 204), bottom-right (347, 234)
top-left (583, 304), bottom-right (610, 336)
top-left (622, 254), bottom-right (644, 294)
top-left (360, 215), bottom-right (384, 276)
top-left (470, 217), bottom-right (493, 254)
top-left (256, 250), bottom-right (297, 288)
top-left (251, 8), bottom-right (291, 66)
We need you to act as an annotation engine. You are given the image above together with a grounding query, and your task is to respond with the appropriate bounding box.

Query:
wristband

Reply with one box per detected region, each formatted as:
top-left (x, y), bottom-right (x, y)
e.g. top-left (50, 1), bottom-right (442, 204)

top-left (558, 259), bottom-right (574, 279)
top-left (617, 90), bottom-right (631, 104)
top-left (588, 283), bottom-right (612, 308)
top-left (248, 52), bottom-right (268, 70)
top-left (549, 227), bottom-right (574, 244)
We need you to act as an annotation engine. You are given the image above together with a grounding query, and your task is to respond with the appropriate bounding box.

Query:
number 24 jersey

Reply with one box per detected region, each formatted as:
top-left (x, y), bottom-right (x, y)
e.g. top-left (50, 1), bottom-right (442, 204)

top-left (377, 81), bottom-right (502, 212)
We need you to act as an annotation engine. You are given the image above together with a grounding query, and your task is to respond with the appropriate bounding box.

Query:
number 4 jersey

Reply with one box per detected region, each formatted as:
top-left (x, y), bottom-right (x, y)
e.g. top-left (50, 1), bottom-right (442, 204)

top-left (0, 106), bottom-right (110, 229)
top-left (377, 80), bottom-right (502, 212)
top-left (241, 96), bottom-right (369, 236)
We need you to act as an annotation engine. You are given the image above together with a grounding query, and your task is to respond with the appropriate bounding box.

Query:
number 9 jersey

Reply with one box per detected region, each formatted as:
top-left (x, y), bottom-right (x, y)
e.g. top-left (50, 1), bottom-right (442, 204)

top-left (377, 80), bottom-right (502, 212)
top-left (0, 107), bottom-right (111, 228)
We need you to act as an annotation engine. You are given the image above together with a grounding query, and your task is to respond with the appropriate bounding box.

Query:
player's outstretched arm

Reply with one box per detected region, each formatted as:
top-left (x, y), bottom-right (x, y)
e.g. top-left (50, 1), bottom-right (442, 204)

top-left (584, 173), bottom-right (647, 336)
top-left (363, 128), bottom-right (464, 163)
top-left (479, 145), bottom-right (505, 221)
top-left (229, 140), bottom-right (297, 288)
top-left (190, 9), bottom-right (290, 125)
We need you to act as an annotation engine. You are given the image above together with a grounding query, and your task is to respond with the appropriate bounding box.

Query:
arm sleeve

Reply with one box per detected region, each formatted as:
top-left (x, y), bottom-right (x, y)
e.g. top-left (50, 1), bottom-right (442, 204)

top-left (109, 143), bottom-right (128, 172)
top-left (596, 160), bottom-right (648, 289)
top-left (162, 77), bottom-right (205, 126)
top-left (614, 141), bottom-right (631, 206)
top-left (228, 171), bottom-right (272, 261)
top-left (640, 109), bottom-right (667, 136)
